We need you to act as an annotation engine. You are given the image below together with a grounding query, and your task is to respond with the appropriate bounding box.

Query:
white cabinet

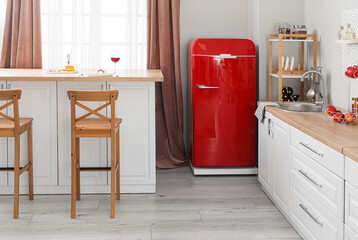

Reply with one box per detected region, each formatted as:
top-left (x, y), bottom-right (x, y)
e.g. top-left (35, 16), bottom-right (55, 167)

top-left (57, 82), bottom-right (108, 188)
top-left (0, 81), bottom-right (7, 186)
top-left (258, 112), bottom-right (272, 195)
top-left (291, 180), bottom-right (344, 240)
top-left (7, 81), bottom-right (57, 187)
top-left (345, 183), bottom-right (358, 235)
top-left (345, 225), bottom-right (358, 240)
top-left (290, 146), bottom-right (344, 220)
top-left (271, 115), bottom-right (290, 216)
top-left (107, 82), bottom-right (156, 192)
top-left (258, 113), bottom-right (290, 216)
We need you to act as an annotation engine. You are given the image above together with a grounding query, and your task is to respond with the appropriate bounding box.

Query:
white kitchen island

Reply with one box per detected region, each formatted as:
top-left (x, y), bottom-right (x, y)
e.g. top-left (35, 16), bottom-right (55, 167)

top-left (0, 69), bottom-right (163, 194)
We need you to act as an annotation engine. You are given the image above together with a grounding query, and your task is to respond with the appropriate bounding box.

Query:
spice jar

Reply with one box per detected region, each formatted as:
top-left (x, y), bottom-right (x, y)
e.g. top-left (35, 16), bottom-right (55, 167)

top-left (346, 23), bottom-right (356, 40)
top-left (278, 23), bottom-right (291, 39)
top-left (338, 26), bottom-right (346, 40)
top-left (292, 25), bottom-right (307, 39)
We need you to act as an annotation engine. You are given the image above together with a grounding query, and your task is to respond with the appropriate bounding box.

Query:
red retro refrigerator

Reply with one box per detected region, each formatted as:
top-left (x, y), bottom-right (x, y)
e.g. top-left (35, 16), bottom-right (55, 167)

top-left (188, 38), bottom-right (257, 175)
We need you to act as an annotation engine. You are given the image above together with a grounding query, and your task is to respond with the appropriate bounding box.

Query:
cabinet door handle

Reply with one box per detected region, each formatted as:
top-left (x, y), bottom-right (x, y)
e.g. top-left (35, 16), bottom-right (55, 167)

top-left (0, 83), bottom-right (3, 89)
top-left (7, 84), bottom-right (11, 89)
top-left (101, 84), bottom-right (104, 90)
top-left (108, 84), bottom-right (111, 90)
top-left (299, 203), bottom-right (323, 227)
top-left (298, 169), bottom-right (323, 188)
top-left (268, 118), bottom-right (271, 136)
top-left (299, 141), bottom-right (323, 157)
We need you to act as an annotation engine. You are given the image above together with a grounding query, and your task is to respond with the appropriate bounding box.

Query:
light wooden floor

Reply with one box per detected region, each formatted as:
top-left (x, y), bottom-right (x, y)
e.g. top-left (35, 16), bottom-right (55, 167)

top-left (0, 166), bottom-right (301, 240)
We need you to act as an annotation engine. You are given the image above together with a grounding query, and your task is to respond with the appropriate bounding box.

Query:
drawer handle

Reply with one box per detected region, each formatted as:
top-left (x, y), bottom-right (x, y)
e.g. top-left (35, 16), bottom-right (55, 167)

top-left (299, 141), bottom-right (324, 157)
top-left (298, 169), bottom-right (323, 188)
top-left (299, 203), bottom-right (323, 227)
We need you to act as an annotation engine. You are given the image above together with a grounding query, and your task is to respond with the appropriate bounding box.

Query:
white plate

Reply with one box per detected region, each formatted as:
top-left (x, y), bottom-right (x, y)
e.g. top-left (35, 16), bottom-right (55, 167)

top-left (86, 72), bottom-right (113, 77)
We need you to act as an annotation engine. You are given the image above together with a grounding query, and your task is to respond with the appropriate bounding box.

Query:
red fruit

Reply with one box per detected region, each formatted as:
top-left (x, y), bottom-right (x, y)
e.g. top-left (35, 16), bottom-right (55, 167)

top-left (332, 113), bottom-right (344, 123)
top-left (344, 113), bottom-right (356, 124)
top-left (326, 105), bottom-right (337, 116)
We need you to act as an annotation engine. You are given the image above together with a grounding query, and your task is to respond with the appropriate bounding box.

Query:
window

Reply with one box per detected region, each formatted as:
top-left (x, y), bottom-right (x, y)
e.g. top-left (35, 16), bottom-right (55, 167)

top-left (41, 0), bottom-right (147, 71)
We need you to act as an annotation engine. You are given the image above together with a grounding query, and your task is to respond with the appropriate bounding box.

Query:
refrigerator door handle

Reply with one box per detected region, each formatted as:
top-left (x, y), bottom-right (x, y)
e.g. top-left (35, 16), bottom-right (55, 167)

top-left (196, 85), bottom-right (220, 89)
top-left (213, 54), bottom-right (238, 59)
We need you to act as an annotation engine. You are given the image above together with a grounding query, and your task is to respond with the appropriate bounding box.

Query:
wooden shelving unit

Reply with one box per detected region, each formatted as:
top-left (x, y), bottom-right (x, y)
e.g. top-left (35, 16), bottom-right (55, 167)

top-left (268, 34), bottom-right (318, 101)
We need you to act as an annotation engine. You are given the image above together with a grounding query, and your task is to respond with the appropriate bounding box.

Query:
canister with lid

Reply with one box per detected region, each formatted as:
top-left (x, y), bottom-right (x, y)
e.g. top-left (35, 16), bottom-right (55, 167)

top-left (292, 25), bottom-right (307, 39)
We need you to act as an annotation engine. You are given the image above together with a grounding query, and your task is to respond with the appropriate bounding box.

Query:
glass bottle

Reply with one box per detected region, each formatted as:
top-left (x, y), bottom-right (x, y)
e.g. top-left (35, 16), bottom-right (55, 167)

top-left (338, 26), bottom-right (345, 40)
top-left (346, 23), bottom-right (356, 40)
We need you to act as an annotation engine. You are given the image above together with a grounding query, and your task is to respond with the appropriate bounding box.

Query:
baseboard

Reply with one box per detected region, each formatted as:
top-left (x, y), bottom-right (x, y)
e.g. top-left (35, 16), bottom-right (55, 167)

top-left (189, 161), bottom-right (258, 175)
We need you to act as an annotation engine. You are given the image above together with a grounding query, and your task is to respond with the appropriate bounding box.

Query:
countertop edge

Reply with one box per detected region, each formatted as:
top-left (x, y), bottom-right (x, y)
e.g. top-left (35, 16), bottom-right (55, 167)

top-left (343, 148), bottom-right (358, 163)
top-left (0, 77), bottom-right (164, 82)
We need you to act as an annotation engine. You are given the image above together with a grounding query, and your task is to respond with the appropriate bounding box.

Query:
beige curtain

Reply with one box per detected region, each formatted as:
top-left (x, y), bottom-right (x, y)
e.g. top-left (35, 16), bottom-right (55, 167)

top-left (0, 0), bottom-right (42, 68)
top-left (147, 0), bottom-right (186, 168)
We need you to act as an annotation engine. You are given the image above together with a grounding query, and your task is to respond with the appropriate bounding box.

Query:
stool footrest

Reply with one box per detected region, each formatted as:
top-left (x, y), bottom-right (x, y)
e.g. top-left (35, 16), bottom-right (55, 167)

top-left (79, 167), bottom-right (111, 172)
top-left (0, 163), bottom-right (31, 176)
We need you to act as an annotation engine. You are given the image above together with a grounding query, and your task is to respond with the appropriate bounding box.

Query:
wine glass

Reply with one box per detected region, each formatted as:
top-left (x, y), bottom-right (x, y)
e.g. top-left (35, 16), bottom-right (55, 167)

top-left (111, 51), bottom-right (120, 77)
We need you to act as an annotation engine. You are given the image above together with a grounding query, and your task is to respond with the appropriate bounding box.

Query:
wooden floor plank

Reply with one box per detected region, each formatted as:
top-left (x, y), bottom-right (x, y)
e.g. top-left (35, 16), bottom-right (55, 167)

top-left (0, 166), bottom-right (301, 239)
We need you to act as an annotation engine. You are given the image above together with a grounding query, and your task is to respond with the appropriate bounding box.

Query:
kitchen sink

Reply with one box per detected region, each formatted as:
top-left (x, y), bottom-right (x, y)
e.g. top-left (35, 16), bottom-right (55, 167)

top-left (278, 102), bottom-right (323, 113)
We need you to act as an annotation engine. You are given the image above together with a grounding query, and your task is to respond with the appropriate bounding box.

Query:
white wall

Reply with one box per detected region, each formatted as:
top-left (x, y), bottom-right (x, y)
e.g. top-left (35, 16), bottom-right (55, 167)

top-left (303, 0), bottom-right (358, 110)
top-left (251, 0), bottom-right (304, 101)
top-left (180, 0), bottom-right (250, 150)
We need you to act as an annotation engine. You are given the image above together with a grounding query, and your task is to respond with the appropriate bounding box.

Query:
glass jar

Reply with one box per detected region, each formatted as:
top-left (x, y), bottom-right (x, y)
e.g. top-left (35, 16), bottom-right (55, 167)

top-left (338, 26), bottom-right (345, 40)
top-left (292, 25), bottom-right (307, 39)
top-left (278, 23), bottom-right (291, 39)
top-left (346, 23), bottom-right (356, 40)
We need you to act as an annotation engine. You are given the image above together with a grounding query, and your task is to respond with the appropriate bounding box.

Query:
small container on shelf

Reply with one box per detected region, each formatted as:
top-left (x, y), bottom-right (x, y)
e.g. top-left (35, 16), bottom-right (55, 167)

top-left (338, 26), bottom-right (346, 40)
top-left (346, 23), bottom-right (356, 40)
top-left (278, 23), bottom-right (291, 39)
top-left (292, 25), bottom-right (307, 39)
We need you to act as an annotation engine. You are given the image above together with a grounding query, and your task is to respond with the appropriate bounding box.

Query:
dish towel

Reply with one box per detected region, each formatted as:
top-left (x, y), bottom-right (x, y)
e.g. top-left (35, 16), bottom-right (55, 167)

top-left (255, 102), bottom-right (279, 123)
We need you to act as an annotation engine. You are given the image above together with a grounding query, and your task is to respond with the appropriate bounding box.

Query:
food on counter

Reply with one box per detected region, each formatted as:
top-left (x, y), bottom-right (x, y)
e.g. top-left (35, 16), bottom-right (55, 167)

top-left (61, 65), bottom-right (75, 71)
top-left (332, 112), bottom-right (344, 123)
top-left (344, 113), bottom-right (356, 124)
top-left (326, 105), bottom-right (337, 116)
top-left (62, 53), bottom-right (75, 71)
top-left (97, 69), bottom-right (105, 74)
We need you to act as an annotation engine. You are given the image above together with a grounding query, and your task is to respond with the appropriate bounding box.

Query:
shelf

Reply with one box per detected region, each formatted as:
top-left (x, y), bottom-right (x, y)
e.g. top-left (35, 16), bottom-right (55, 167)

top-left (270, 73), bottom-right (308, 79)
top-left (269, 38), bottom-right (314, 42)
top-left (335, 39), bottom-right (358, 44)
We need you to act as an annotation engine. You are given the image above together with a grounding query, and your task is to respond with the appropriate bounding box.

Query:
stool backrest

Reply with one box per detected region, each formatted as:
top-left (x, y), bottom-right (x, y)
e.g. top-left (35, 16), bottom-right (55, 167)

top-left (67, 90), bottom-right (119, 131)
top-left (0, 89), bottom-right (21, 131)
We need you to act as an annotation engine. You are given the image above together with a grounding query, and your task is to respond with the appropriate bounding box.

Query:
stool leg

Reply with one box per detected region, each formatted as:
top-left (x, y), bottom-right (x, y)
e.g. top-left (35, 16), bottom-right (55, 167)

top-left (76, 138), bottom-right (80, 200)
top-left (71, 134), bottom-right (76, 219)
top-left (14, 134), bottom-right (20, 219)
top-left (27, 124), bottom-right (34, 200)
top-left (110, 134), bottom-right (115, 218)
top-left (116, 129), bottom-right (120, 200)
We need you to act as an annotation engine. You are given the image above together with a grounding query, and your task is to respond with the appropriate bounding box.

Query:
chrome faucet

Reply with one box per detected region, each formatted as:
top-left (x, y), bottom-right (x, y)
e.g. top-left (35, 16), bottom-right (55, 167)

top-left (300, 69), bottom-right (328, 110)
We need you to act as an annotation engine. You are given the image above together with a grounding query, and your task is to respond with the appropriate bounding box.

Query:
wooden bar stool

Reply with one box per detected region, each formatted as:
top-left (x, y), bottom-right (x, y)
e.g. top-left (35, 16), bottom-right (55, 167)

top-left (67, 90), bottom-right (121, 219)
top-left (0, 89), bottom-right (33, 219)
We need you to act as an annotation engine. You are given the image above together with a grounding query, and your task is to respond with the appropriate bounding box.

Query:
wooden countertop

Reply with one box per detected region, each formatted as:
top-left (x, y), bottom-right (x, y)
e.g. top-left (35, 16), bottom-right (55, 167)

top-left (0, 69), bottom-right (164, 82)
top-left (343, 148), bottom-right (358, 163)
top-left (265, 107), bottom-right (358, 158)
